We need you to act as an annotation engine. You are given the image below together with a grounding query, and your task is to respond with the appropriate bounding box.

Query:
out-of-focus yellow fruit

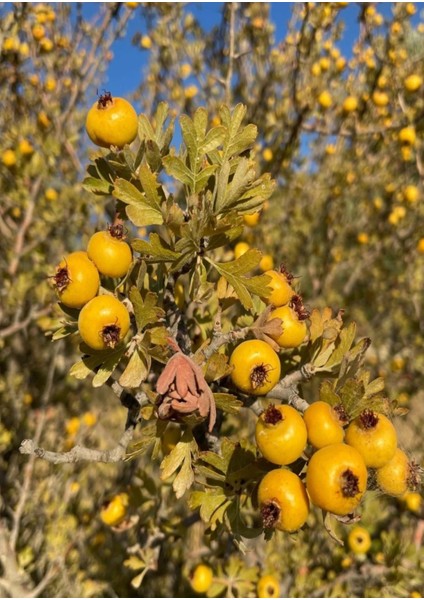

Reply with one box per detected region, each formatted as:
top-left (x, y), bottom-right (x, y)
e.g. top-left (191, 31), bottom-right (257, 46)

top-left (372, 91), bottom-right (389, 107)
top-left (399, 126), bottom-right (416, 145)
top-left (262, 148), bottom-right (273, 162)
top-left (311, 62), bottom-right (321, 76)
top-left (388, 206), bottom-right (406, 225)
top-left (23, 393), bottom-right (33, 405)
top-left (38, 111), bottom-right (51, 128)
top-left (391, 356), bottom-right (405, 371)
top-left (336, 56), bottom-right (346, 71)
top-left (373, 196), bottom-right (383, 210)
top-left (45, 187), bottom-right (58, 201)
top-left (234, 241), bottom-right (250, 259)
top-left (403, 491), bottom-right (422, 513)
top-left (357, 232), bottom-right (369, 244)
top-left (346, 171), bottom-right (356, 184)
top-left (70, 481), bottom-right (80, 494)
top-left (404, 74), bottom-right (422, 92)
top-left (404, 185), bottom-right (419, 203)
top-left (179, 63), bottom-right (192, 79)
top-left (19, 42), bottom-right (29, 57)
top-left (365, 5), bottom-right (376, 17)
top-left (325, 144), bottom-right (336, 155)
top-left (125, 1), bottom-right (139, 7)
top-left (65, 417), bottom-right (81, 437)
top-left (82, 412), bottom-right (97, 427)
top-left (243, 212), bottom-right (261, 227)
top-left (259, 254), bottom-right (274, 272)
top-left (318, 90), bottom-right (332, 108)
top-left (377, 75), bottom-right (388, 88)
top-left (401, 146), bottom-right (412, 162)
top-left (391, 21), bottom-right (402, 35)
top-left (417, 238), bottom-right (424, 254)
top-left (2, 36), bottom-right (19, 52)
top-left (342, 96), bottom-right (358, 113)
top-left (373, 13), bottom-right (384, 26)
top-left (100, 493), bottom-right (129, 527)
top-left (29, 73), bottom-right (39, 86)
top-left (2, 149), bottom-right (17, 167)
top-left (140, 35), bottom-right (152, 49)
top-left (406, 3), bottom-right (416, 15)
top-left (39, 37), bottom-right (53, 52)
top-left (44, 76), bottom-right (56, 92)
top-left (184, 85), bottom-right (198, 99)
top-left (189, 564), bottom-right (213, 594)
top-left (319, 56), bottom-right (331, 71)
top-left (32, 23), bottom-right (45, 40)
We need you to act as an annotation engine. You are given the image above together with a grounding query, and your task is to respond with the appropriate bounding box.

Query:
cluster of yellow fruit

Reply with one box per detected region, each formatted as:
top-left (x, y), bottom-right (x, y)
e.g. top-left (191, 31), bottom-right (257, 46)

top-left (51, 226), bottom-right (132, 351)
top-left (254, 401), bottom-right (419, 533)
top-left (188, 564), bottom-right (281, 598)
top-left (226, 268), bottom-right (419, 534)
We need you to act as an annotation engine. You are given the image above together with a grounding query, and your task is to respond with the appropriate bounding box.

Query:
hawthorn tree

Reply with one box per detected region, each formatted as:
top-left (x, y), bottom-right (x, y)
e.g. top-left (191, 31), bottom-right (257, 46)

top-left (1, 3), bottom-right (423, 598)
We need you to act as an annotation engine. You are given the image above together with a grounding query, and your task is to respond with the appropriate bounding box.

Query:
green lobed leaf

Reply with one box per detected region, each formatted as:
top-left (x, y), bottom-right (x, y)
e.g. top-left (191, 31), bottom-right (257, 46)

top-left (138, 164), bottom-right (162, 208)
top-left (213, 393), bottom-right (243, 414)
top-left (82, 176), bottom-right (113, 195)
top-left (326, 321), bottom-right (357, 369)
top-left (160, 432), bottom-right (197, 498)
top-left (162, 155), bottom-right (193, 186)
top-left (199, 126), bottom-right (226, 155)
top-left (92, 348), bottom-right (126, 387)
top-left (132, 233), bottom-right (180, 262)
top-left (129, 287), bottom-right (165, 331)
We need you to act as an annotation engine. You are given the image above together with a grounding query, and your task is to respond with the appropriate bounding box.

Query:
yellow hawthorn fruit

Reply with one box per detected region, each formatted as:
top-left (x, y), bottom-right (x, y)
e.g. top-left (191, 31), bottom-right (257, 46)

top-left (345, 409), bottom-right (397, 468)
top-left (234, 241), bottom-right (250, 259)
top-left (44, 76), bottom-right (56, 92)
top-left (140, 35), bottom-right (152, 49)
top-left (258, 468), bottom-right (310, 532)
top-left (100, 493), bottom-right (129, 527)
top-left (78, 295), bottom-right (130, 351)
top-left (306, 443), bottom-right (368, 516)
top-left (318, 90), bottom-right (332, 108)
top-left (343, 96), bottom-right (358, 113)
top-left (86, 92), bottom-right (138, 148)
top-left (29, 73), bottom-right (39, 86)
top-left (229, 339), bottom-right (281, 396)
top-left (52, 251), bottom-right (100, 309)
top-left (262, 269), bottom-right (294, 306)
top-left (19, 139), bottom-right (34, 155)
top-left (325, 144), bottom-right (336, 155)
top-left (259, 254), bottom-right (274, 272)
top-left (268, 304), bottom-right (308, 349)
top-left (376, 448), bottom-right (419, 497)
top-left (38, 111), bottom-right (51, 128)
top-left (243, 212), bottom-right (261, 227)
top-left (417, 238), bottom-right (424, 254)
top-left (125, 1), bottom-right (138, 7)
top-left (357, 232), bottom-right (369, 244)
top-left (319, 56), bottom-right (331, 71)
top-left (336, 57), bottom-right (346, 71)
top-left (404, 74), bottom-right (422, 92)
top-left (82, 412), bottom-right (97, 427)
top-left (399, 126), bottom-right (416, 145)
top-left (87, 229), bottom-right (132, 278)
top-left (401, 146), bottom-right (412, 162)
top-left (2, 149), bottom-right (17, 167)
top-left (257, 574), bottom-right (281, 598)
top-left (303, 401), bottom-right (345, 449)
top-left (391, 21), bottom-right (402, 35)
top-left (403, 491), bottom-right (422, 513)
top-left (372, 91), bottom-right (389, 107)
top-left (377, 75), bottom-right (388, 88)
top-left (262, 148), bottom-right (273, 162)
top-left (348, 526), bottom-right (371, 554)
top-left (403, 185), bottom-right (419, 203)
top-left (2, 36), bottom-right (19, 52)
top-left (190, 564), bottom-right (213, 594)
top-left (311, 62), bottom-right (321, 76)
top-left (45, 188), bottom-right (58, 201)
top-left (179, 63), bottom-right (192, 79)
top-left (32, 23), bottom-right (45, 40)
top-left (65, 417), bottom-right (81, 437)
top-left (255, 404), bottom-right (307, 466)
top-left (184, 85), bottom-right (198, 99)
top-left (39, 37), bottom-right (53, 52)
top-left (406, 2), bottom-right (416, 15)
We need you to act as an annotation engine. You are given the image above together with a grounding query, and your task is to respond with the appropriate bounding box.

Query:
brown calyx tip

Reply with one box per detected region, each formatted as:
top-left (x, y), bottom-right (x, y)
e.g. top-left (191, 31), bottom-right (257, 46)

top-left (108, 222), bottom-right (125, 240)
top-left (263, 403), bottom-right (283, 425)
top-left (52, 266), bottom-right (70, 292)
top-left (359, 408), bottom-right (379, 429)
top-left (261, 499), bottom-right (280, 529)
top-left (250, 363), bottom-right (272, 390)
top-left (333, 403), bottom-right (349, 425)
top-left (340, 468), bottom-right (360, 498)
top-left (101, 324), bottom-right (121, 348)
top-left (279, 264), bottom-right (294, 284)
top-left (290, 294), bottom-right (310, 321)
top-left (97, 91), bottom-right (113, 109)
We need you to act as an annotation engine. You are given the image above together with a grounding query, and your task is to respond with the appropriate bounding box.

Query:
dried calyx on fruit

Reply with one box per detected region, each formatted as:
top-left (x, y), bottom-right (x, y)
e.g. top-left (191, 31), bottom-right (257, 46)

top-left (156, 339), bottom-right (216, 432)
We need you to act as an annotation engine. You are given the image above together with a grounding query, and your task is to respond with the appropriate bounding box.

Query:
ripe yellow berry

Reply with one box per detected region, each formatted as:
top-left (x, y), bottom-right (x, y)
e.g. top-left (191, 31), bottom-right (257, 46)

top-left (184, 85), bottom-right (198, 99)
top-left (372, 91), bottom-right (389, 107)
top-left (45, 188), bottom-right (58, 202)
top-left (262, 148), bottom-right (273, 162)
top-left (403, 185), bottom-right (419, 203)
top-left (342, 96), bottom-right (358, 113)
top-left (399, 126), bottom-right (416, 145)
top-left (19, 139), bottom-right (34, 155)
top-left (318, 90), bottom-right (332, 109)
top-left (190, 564), bottom-right (213, 594)
top-left (234, 241), bottom-right (250, 259)
top-left (243, 212), bottom-right (260, 227)
top-left (257, 574), bottom-right (280, 598)
top-left (140, 35), bottom-right (152, 49)
top-left (357, 232), bottom-right (369, 245)
top-left (2, 149), bottom-right (17, 167)
top-left (32, 24), bottom-right (45, 40)
top-left (404, 74), bottom-right (422, 92)
top-left (259, 254), bottom-right (274, 272)
top-left (417, 238), bottom-right (424, 254)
